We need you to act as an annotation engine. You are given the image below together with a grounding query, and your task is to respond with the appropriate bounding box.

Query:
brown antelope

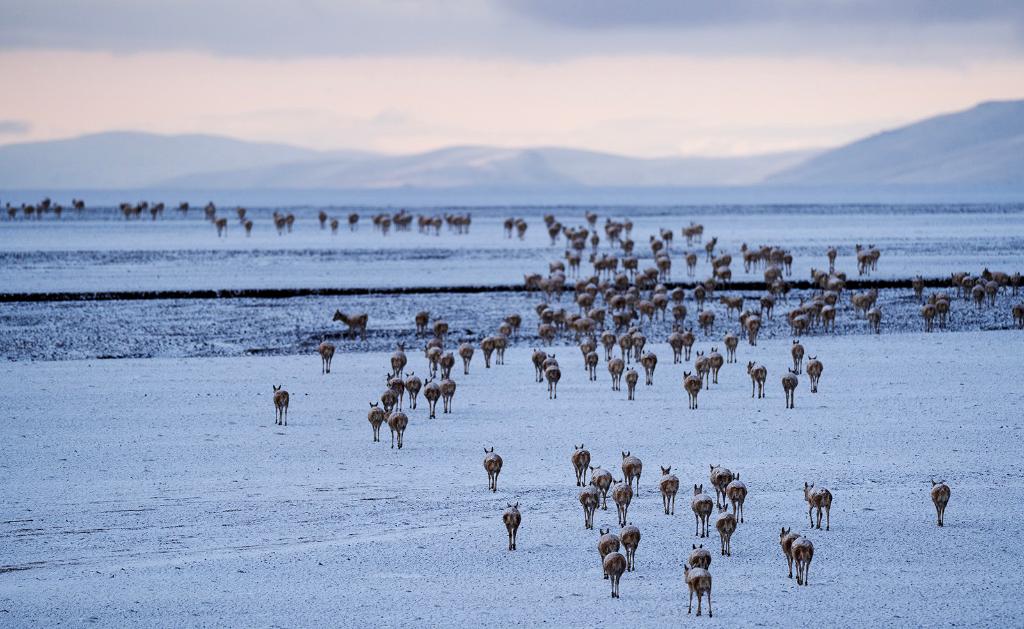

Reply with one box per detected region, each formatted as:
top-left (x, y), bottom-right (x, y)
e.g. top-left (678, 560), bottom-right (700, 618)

top-left (572, 445), bottom-right (591, 486)
top-left (931, 479), bottom-right (951, 526)
top-left (684, 564), bottom-right (713, 617)
top-left (780, 527), bottom-right (800, 578)
top-left (244, 219), bottom-right (253, 235)
top-left (689, 544), bottom-right (711, 570)
top-left (484, 447), bottom-right (503, 492)
top-left (921, 303), bottom-right (937, 331)
top-left (668, 330), bottom-right (685, 363)
top-left (747, 361), bottom-right (767, 398)
top-left (640, 352), bottom-right (657, 385)
top-left (332, 310), bottom-right (368, 340)
top-left (804, 482), bottom-right (833, 530)
top-left (723, 333), bottom-right (738, 363)
top-left (694, 351), bottom-right (710, 389)
top-left (585, 350), bottom-right (599, 381)
top-left (387, 410), bottom-right (408, 449)
top-left (716, 512), bottom-right (736, 556)
top-left (792, 536), bottom-right (814, 585)
top-left (545, 364), bottom-right (561, 399)
top-left (620, 524), bottom-right (640, 572)
top-left (604, 552), bottom-right (627, 598)
top-left (612, 479), bottom-right (633, 527)
top-left (708, 348), bottom-right (724, 385)
top-left (698, 310), bottom-right (715, 335)
top-left (423, 379), bottom-right (441, 418)
top-left (806, 357), bottom-right (823, 393)
top-left (390, 343), bottom-right (407, 378)
top-left (414, 311), bottom-right (430, 335)
top-left (531, 349), bottom-right (546, 382)
top-left (591, 466), bottom-right (613, 510)
top-left (367, 402), bottom-right (385, 441)
top-left (745, 315), bottom-right (762, 347)
top-left (215, 217), bottom-right (228, 236)
top-left (318, 341), bottom-right (335, 374)
top-left (404, 373), bottom-right (422, 409)
top-left (617, 333), bottom-right (633, 364)
top-left (387, 375), bottom-right (406, 410)
top-left (791, 340), bottom-right (805, 374)
top-left (659, 466), bottom-right (679, 515)
top-left (502, 502), bottom-right (521, 550)
top-left (440, 378), bottom-right (456, 413)
top-left (439, 352), bottom-right (455, 379)
top-left (683, 371), bottom-right (702, 409)
top-left (608, 357), bottom-right (625, 391)
top-left (621, 451), bottom-right (642, 494)
top-left (1013, 303), bottom-right (1024, 329)
top-left (481, 336), bottom-right (496, 368)
top-left (580, 485), bottom-right (600, 529)
top-left (726, 475), bottom-right (747, 523)
top-left (272, 385), bottom-right (289, 426)
top-left (600, 330), bottom-right (617, 361)
top-left (380, 386), bottom-right (398, 414)
top-left (625, 369), bottom-right (639, 400)
top-left (692, 484), bottom-right (714, 537)
top-left (782, 369), bottom-right (798, 409)
top-left (709, 464), bottom-right (734, 510)
top-left (598, 528), bottom-right (621, 578)
top-left (681, 328), bottom-right (696, 360)
top-left (458, 343), bottom-right (474, 374)
top-left (866, 307), bottom-right (881, 333)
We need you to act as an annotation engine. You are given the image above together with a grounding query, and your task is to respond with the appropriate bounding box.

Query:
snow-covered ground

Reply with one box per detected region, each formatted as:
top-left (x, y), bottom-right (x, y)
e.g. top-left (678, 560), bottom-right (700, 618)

top-left (2, 205), bottom-right (1023, 292)
top-left (2, 333), bottom-right (1022, 627)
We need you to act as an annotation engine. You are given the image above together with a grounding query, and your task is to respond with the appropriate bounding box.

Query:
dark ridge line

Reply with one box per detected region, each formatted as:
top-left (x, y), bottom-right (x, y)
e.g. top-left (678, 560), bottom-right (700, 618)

top-left (0, 277), bottom-right (951, 303)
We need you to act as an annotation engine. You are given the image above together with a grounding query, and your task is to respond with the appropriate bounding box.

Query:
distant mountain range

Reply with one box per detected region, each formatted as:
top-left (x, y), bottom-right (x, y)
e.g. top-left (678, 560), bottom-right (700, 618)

top-left (0, 101), bottom-right (1021, 191)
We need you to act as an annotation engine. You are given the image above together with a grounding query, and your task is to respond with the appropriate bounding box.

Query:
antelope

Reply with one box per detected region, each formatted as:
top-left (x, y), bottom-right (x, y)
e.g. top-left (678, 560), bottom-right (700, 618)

top-left (931, 480), bottom-right (951, 526)
top-left (668, 330), bottom-right (685, 363)
top-left (625, 369), bottom-right (639, 400)
top-left (791, 340), bottom-right (805, 374)
top-left (709, 464), bottom-right (734, 510)
top-left (612, 479), bottom-right (633, 527)
top-left (404, 373), bottom-right (422, 409)
top-left (484, 447), bottom-right (503, 492)
top-left (332, 310), bottom-right (368, 340)
top-left (689, 543), bottom-right (711, 570)
top-left (747, 361), bottom-right (767, 399)
top-left (598, 528), bottom-right (621, 579)
top-left (694, 351), bottom-right (710, 389)
top-left (716, 512), bottom-right (736, 556)
top-left (692, 484), bottom-right (714, 537)
top-left (458, 343), bottom-right (474, 374)
top-left (387, 374), bottom-right (406, 410)
top-left (745, 315), bottom-right (761, 346)
top-left (723, 333), bottom-right (738, 363)
top-left (440, 378), bottom-right (456, 413)
top-left (601, 331), bottom-right (617, 361)
top-left (1013, 303), bottom-right (1024, 329)
top-left (617, 334), bottom-right (633, 364)
top-left (272, 385), bottom-right (289, 426)
top-left (585, 351), bottom-right (599, 381)
top-left (866, 306), bottom-right (882, 333)
top-left (571, 445), bottom-right (591, 486)
top-left (387, 410), bottom-right (408, 449)
top-left (604, 552), bottom-right (627, 598)
top-left (580, 485), bottom-right (600, 529)
top-left (684, 564), bottom-right (713, 617)
top-left (792, 536), bottom-right (814, 586)
top-left (698, 310), bottom-right (715, 335)
top-left (439, 352), bottom-right (455, 379)
top-left (545, 364), bottom-right (561, 399)
top-left (640, 352), bottom-right (657, 385)
top-left (682, 328), bottom-right (696, 360)
top-left (502, 503), bottom-right (521, 551)
top-left (215, 217), bottom-right (228, 236)
top-left (608, 357), bottom-right (625, 391)
top-left (659, 466), bottom-right (679, 515)
top-left (433, 319), bottom-right (449, 339)
top-left (806, 356), bottom-right (823, 393)
top-left (776, 530), bottom-right (800, 587)
top-left (782, 369), bottom-right (798, 409)
top-left (804, 482), bottom-right (833, 530)
top-left (591, 466), bottom-right (613, 510)
top-left (390, 343), bottom-right (407, 378)
top-left (620, 524), bottom-right (640, 572)
top-left (481, 337), bottom-right (496, 368)
top-left (683, 371), bottom-right (702, 409)
top-left (380, 386), bottom-right (398, 414)
top-left (414, 311), bottom-right (430, 335)
top-left (318, 341), bottom-right (335, 374)
top-left (708, 348), bottom-right (724, 385)
top-left (532, 349), bottom-right (546, 383)
top-left (366, 403), bottom-right (385, 444)
top-left (621, 451), bottom-right (642, 494)
top-left (726, 475), bottom-right (747, 523)
top-left (423, 379), bottom-right (441, 418)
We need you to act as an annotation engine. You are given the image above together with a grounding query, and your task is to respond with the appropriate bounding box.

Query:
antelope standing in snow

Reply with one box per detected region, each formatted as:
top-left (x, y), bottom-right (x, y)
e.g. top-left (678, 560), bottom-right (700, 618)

top-left (367, 402), bottom-right (385, 441)
top-left (708, 348), bottom-right (724, 385)
top-left (804, 482), bottom-right (833, 530)
top-left (620, 524), bottom-right (640, 572)
top-left (502, 503), bottom-right (520, 550)
top-left (621, 451), bottom-right (642, 494)
top-left (726, 475), bottom-right (747, 523)
top-left (591, 466), bottom-right (613, 510)
top-left (747, 361), bottom-right (767, 398)
top-left (792, 536), bottom-right (814, 585)
top-left (483, 447), bottom-right (503, 492)
top-left (439, 352), bottom-right (455, 379)
top-left (791, 340), bottom-right (805, 374)
top-left (640, 351), bottom-right (657, 385)
top-left (683, 371), bottom-right (702, 409)
top-left (806, 356), bottom-right (823, 393)
top-left (625, 368), bottom-right (638, 400)
top-left (684, 564), bottom-right (713, 617)
top-left (423, 379), bottom-right (441, 418)
top-left (782, 369), bottom-right (798, 409)
top-left (867, 307), bottom-right (881, 333)
top-left (318, 341), bottom-right (335, 374)
top-left (585, 351), bottom-right (599, 381)
top-left (579, 485), bottom-right (600, 529)
top-left (604, 552), bottom-right (627, 598)
top-left (668, 330), bottom-right (685, 363)
top-left (931, 479), bottom-right (951, 526)
top-left (332, 310), bottom-right (368, 340)
top-left (612, 480), bottom-right (633, 527)
top-left (545, 364), bottom-right (561, 399)
top-left (659, 466), bottom-right (679, 515)
top-left (440, 378), bottom-right (456, 413)
top-left (689, 543), bottom-right (711, 570)
top-left (608, 357), bottom-right (625, 391)
top-left (404, 373), bottom-right (421, 409)
top-left (716, 512), bottom-right (736, 556)
top-left (272, 385), bottom-right (289, 426)
top-left (531, 349), bottom-right (546, 382)
top-left (390, 343), bottom-right (407, 378)
top-left (387, 410), bottom-right (408, 449)
top-left (598, 528), bottom-right (620, 578)
top-left (709, 464), bottom-right (733, 510)
top-left (571, 445), bottom-right (591, 486)
top-left (694, 351), bottom-right (710, 389)
top-left (458, 343), bottom-right (474, 374)
top-left (723, 333), bottom-right (738, 363)
top-left (692, 484), bottom-right (714, 538)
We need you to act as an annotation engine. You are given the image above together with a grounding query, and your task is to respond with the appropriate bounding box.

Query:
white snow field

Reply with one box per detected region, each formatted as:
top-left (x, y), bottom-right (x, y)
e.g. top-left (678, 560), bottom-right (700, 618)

top-left (2, 332), bottom-right (1022, 627)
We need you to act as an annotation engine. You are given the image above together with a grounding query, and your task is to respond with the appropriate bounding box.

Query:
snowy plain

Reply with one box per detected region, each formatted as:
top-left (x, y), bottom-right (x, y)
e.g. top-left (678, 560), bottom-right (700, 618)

top-left (1, 333), bottom-right (1023, 627)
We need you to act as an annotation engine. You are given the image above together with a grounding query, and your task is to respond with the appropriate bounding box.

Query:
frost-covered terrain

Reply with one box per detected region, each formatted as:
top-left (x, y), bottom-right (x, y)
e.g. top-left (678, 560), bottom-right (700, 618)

top-left (1, 334), bottom-right (1022, 627)
top-left (2, 205), bottom-right (1023, 293)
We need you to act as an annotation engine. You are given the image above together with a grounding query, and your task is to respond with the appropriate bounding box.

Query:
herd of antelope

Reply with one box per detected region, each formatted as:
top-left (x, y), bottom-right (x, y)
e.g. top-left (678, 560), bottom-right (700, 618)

top-left (255, 211), bottom-right (992, 612)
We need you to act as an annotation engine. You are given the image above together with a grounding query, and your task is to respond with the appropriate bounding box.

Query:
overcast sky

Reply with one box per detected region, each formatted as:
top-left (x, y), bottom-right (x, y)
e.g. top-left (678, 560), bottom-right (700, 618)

top-left (1, 1), bottom-right (1023, 156)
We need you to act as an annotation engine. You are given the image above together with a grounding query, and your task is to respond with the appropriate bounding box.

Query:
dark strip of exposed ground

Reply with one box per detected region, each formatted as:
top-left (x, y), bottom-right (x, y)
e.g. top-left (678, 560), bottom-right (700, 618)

top-left (0, 277), bottom-right (952, 303)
